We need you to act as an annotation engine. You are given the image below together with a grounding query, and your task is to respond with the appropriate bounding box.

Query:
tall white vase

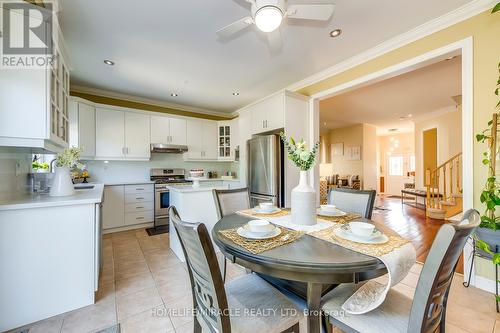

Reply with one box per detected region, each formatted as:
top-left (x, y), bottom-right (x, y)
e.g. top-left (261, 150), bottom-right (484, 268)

top-left (50, 166), bottom-right (75, 197)
top-left (291, 170), bottom-right (317, 226)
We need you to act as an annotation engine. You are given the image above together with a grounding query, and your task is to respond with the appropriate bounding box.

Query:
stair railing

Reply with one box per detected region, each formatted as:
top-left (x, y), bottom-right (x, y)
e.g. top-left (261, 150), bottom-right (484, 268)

top-left (425, 152), bottom-right (463, 210)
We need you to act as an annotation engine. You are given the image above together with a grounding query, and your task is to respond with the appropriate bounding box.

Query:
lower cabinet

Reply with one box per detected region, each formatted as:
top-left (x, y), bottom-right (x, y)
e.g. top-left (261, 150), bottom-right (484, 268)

top-left (102, 184), bottom-right (154, 231)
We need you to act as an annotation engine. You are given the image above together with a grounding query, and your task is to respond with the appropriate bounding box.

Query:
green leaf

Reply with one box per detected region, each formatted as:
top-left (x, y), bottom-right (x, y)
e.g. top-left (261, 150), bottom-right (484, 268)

top-left (492, 2), bottom-right (500, 13)
top-left (483, 159), bottom-right (490, 165)
top-left (493, 253), bottom-right (500, 265)
top-left (476, 239), bottom-right (494, 255)
top-left (477, 134), bottom-right (485, 141)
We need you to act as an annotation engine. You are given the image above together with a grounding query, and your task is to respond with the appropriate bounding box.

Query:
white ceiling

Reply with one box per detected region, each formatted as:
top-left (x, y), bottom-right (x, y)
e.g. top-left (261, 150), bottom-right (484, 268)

top-left (60, 0), bottom-right (472, 113)
top-left (319, 56), bottom-right (462, 135)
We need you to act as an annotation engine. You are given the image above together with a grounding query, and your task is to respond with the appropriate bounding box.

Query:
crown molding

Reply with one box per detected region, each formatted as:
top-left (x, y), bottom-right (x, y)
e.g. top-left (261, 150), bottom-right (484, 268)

top-left (286, 0), bottom-right (495, 92)
top-left (70, 85), bottom-right (233, 118)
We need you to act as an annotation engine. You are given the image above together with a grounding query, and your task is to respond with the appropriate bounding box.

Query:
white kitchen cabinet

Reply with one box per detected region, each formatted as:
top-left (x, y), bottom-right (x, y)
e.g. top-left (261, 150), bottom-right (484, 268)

top-left (125, 112), bottom-right (150, 159)
top-left (150, 116), bottom-right (187, 145)
top-left (95, 108), bottom-right (150, 160)
top-left (0, 7), bottom-right (69, 152)
top-left (102, 184), bottom-right (154, 232)
top-left (102, 185), bottom-right (125, 229)
top-left (251, 92), bottom-right (285, 134)
top-left (217, 119), bottom-right (238, 161)
top-left (96, 108), bottom-right (125, 159)
top-left (69, 98), bottom-right (96, 159)
top-left (184, 119), bottom-right (217, 160)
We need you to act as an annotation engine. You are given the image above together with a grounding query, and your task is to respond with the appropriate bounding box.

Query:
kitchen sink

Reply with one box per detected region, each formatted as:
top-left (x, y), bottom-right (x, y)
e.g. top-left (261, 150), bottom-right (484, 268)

top-left (74, 185), bottom-right (94, 190)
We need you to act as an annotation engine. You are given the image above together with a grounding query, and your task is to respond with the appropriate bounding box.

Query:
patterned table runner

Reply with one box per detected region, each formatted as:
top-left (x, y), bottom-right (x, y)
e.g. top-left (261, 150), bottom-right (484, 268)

top-left (310, 225), bottom-right (416, 314)
top-left (218, 227), bottom-right (304, 254)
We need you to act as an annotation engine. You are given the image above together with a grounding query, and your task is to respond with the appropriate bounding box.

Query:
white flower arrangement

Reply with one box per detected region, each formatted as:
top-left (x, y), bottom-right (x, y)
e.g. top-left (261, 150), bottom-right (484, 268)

top-left (280, 132), bottom-right (319, 171)
top-left (55, 147), bottom-right (85, 170)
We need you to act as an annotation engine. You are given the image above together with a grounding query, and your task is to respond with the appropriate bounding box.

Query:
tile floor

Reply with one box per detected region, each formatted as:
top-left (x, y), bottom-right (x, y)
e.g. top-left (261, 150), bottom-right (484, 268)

top-left (9, 228), bottom-right (500, 333)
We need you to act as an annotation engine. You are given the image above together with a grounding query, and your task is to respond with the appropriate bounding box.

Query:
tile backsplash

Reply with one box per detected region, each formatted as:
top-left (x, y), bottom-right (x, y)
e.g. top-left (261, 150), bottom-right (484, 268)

top-left (83, 153), bottom-right (238, 184)
top-left (0, 149), bottom-right (32, 193)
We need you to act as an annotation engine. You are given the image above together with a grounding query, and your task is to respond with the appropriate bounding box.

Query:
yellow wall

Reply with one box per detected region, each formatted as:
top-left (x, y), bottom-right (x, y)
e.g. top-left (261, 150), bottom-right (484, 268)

top-left (422, 128), bottom-right (438, 184)
top-left (328, 124), bottom-right (364, 181)
top-left (298, 11), bottom-right (500, 281)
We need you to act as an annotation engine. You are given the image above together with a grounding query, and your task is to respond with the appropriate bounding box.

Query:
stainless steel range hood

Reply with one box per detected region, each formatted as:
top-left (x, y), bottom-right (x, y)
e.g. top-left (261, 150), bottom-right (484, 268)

top-left (150, 143), bottom-right (188, 154)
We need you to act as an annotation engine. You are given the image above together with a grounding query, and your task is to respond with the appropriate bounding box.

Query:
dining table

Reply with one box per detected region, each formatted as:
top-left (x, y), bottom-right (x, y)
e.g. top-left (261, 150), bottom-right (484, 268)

top-left (212, 214), bottom-right (393, 333)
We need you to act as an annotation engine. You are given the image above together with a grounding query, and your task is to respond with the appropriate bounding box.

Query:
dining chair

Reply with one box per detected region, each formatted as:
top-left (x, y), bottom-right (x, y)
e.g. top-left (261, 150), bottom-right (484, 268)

top-left (213, 187), bottom-right (251, 281)
top-left (327, 188), bottom-right (376, 219)
top-left (169, 206), bottom-right (302, 333)
top-left (321, 209), bottom-right (480, 333)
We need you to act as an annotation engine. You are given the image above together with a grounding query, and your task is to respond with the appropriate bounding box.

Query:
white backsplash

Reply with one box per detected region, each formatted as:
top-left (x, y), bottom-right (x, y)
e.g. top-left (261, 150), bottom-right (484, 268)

top-left (0, 149), bottom-right (32, 193)
top-left (83, 153), bottom-right (238, 184)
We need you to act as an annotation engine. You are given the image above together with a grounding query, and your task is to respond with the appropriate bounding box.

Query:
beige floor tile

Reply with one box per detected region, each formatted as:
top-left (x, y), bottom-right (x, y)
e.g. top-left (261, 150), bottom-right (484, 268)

top-left (61, 298), bottom-right (116, 333)
top-left (156, 279), bottom-right (192, 304)
top-left (11, 314), bottom-right (65, 333)
top-left (116, 286), bottom-right (163, 321)
top-left (494, 320), bottom-right (500, 333)
top-left (151, 265), bottom-right (189, 286)
top-left (410, 263), bottom-right (423, 275)
top-left (446, 322), bottom-right (473, 333)
top-left (114, 252), bottom-right (146, 265)
top-left (391, 281), bottom-right (415, 299)
top-left (164, 294), bottom-right (194, 329)
top-left (120, 305), bottom-right (174, 333)
top-left (96, 281), bottom-right (116, 303)
top-left (116, 271), bottom-right (156, 297)
top-left (446, 301), bottom-right (496, 333)
top-left (399, 271), bottom-right (420, 288)
top-left (174, 320), bottom-right (194, 333)
top-left (448, 278), bottom-right (500, 320)
top-left (114, 260), bottom-right (150, 280)
top-left (99, 267), bottom-right (115, 286)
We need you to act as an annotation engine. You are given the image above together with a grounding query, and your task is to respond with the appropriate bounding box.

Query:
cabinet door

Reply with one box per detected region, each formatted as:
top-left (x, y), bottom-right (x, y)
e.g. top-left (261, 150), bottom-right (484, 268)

top-left (169, 117), bottom-right (187, 145)
top-left (102, 186), bottom-right (125, 230)
top-left (251, 106), bottom-right (266, 134)
top-left (96, 108), bottom-right (125, 159)
top-left (125, 113), bottom-right (150, 159)
top-left (202, 121), bottom-right (218, 159)
top-left (150, 115), bottom-right (170, 144)
top-left (78, 102), bottom-right (96, 158)
top-left (186, 119), bottom-right (203, 159)
top-left (265, 93), bottom-right (285, 131)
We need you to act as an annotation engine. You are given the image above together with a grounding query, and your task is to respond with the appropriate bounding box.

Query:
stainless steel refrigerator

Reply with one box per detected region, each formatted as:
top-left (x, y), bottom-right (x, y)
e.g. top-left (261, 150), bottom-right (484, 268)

top-left (247, 135), bottom-right (285, 208)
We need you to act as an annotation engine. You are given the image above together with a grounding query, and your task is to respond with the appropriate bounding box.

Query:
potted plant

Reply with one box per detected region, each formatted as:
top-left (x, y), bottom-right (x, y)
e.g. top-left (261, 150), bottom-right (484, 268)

top-left (280, 132), bottom-right (319, 226)
top-left (50, 147), bottom-right (84, 197)
top-left (32, 155), bottom-right (49, 173)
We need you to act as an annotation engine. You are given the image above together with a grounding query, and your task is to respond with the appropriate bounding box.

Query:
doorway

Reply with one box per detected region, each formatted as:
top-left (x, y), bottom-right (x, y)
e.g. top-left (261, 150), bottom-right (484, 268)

top-left (423, 128), bottom-right (438, 187)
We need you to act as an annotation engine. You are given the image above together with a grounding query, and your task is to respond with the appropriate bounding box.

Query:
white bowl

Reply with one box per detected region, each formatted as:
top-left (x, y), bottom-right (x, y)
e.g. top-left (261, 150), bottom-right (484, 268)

top-left (349, 222), bottom-right (375, 238)
top-left (247, 220), bottom-right (274, 233)
top-left (259, 202), bottom-right (275, 212)
top-left (320, 204), bottom-right (338, 213)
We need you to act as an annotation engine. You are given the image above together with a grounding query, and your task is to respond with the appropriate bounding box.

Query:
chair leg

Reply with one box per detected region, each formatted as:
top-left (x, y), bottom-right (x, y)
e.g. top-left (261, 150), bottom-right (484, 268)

top-left (322, 313), bottom-right (333, 333)
top-left (194, 317), bottom-right (202, 333)
top-left (281, 322), bottom-right (300, 333)
top-left (222, 258), bottom-right (227, 282)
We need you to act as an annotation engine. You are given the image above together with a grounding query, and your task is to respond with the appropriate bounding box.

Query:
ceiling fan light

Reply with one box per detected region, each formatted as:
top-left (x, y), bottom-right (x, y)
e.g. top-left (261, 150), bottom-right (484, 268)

top-left (254, 6), bottom-right (283, 32)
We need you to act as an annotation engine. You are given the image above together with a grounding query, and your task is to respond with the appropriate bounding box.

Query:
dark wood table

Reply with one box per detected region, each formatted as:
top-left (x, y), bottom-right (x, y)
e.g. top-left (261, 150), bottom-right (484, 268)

top-left (212, 214), bottom-right (388, 333)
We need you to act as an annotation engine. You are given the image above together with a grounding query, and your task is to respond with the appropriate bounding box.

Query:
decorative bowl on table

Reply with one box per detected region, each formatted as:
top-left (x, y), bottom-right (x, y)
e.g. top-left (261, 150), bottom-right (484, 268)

top-left (189, 169), bottom-right (205, 178)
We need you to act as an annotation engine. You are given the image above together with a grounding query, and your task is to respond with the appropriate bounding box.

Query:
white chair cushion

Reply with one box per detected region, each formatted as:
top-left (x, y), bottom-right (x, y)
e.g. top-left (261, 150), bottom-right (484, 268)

top-left (226, 274), bottom-right (303, 333)
top-left (321, 283), bottom-right (412, 333)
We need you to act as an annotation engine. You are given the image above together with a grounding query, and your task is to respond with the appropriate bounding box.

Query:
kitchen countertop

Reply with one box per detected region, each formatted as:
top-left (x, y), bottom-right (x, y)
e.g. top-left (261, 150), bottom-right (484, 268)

top-left (103, 180), bottom-right (155, 186)
top-left (193, 178), bottom-right (240, 182)
top-left (0, 183), bottom-right (104, 211)
top-left (167, 184), bottom-right (228, 193)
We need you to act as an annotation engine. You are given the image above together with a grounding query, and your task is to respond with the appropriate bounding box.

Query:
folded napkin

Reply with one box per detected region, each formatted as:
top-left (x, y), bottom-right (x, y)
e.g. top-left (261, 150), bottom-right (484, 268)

top-left (236, 210), bottom-right (334, 233)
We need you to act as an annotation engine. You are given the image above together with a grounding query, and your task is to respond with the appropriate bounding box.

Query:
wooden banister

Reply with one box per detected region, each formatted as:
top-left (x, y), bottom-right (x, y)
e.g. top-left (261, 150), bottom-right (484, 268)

top-left (425, 152), bottom-right (462, 212)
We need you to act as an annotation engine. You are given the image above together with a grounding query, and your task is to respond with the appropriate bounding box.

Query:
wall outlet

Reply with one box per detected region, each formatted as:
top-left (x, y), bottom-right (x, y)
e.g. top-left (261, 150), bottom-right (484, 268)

top-left (15, 161), bottom-right (21, 176)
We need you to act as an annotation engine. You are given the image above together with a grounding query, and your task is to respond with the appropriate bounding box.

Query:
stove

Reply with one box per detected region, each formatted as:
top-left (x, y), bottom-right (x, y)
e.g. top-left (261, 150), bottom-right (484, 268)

top-left (148, 168), bottom-right (191, 235)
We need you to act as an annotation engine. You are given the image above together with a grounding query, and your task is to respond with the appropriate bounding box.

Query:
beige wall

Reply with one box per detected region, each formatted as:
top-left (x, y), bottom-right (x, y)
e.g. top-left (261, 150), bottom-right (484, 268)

top-left (328, 124), bottom-right (364, 181)
top-left (414, 106), bottom-right (462, 189)
top-left (298, 10), bottom-right (500, 283)
top-left (363, 124), bottom-right (378, 191)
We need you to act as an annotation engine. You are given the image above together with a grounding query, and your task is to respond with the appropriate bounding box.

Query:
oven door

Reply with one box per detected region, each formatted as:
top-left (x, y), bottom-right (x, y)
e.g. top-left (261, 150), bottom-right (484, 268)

top-left (155, 188), bottom-right (170, 221)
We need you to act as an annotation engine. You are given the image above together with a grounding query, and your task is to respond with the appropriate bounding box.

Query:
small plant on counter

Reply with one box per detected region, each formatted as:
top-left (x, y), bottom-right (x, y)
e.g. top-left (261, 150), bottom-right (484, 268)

top-left (54, 147), bottom-right (85, 170)
top-left (280, 132), bottom-right (319, 171)
top-left (31, 155), bottom-right (49, 172)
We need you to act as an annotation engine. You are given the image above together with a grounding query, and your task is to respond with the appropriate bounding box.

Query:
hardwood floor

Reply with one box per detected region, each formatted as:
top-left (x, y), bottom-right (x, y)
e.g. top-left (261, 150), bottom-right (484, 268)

top-left (371, 195), bottom-right (464, 273)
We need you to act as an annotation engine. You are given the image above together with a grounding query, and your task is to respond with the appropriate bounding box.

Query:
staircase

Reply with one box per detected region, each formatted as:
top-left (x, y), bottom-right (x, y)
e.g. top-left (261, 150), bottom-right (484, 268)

top-left (425, 153), bottom-right (463, 219)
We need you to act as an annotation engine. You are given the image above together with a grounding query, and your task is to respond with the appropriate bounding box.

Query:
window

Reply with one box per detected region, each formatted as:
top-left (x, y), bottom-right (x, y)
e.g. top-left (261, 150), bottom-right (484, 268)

top-left (388, 156), bottom-right (404, 176)
top-left (409, 155), bottom-right (416, 172)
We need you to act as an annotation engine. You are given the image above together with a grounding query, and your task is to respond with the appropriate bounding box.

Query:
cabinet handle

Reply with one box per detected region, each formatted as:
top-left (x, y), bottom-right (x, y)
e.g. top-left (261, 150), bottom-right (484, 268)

top-left (122, 147), bottom-right (126, 154)
top-left (136, 217), bottom-right (144, 220)
top-left (136, 206), bottom-right (144, 209)
top-left (136, 188), bottom-right (144, 191)
top-left (136, 197), bottom-right (144, 200)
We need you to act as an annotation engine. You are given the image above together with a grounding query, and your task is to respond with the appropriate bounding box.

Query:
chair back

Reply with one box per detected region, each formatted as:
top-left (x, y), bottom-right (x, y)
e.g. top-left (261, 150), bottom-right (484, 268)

top-left (213, 187), bottom-right (251, 219)
top-left (169, 206), bottom-right (231, 333)
top-left (327, 188), bottom-right (376, 218)
top-left (408, 209), bottom-right (480, 333)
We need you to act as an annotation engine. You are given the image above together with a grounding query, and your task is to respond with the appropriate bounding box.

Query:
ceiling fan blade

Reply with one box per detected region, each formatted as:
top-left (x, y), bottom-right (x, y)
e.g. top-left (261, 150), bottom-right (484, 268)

top-left (286, 4), bottom-right (335, 21)
top-left (267, 29), bottom-right (282, 53)
top-left (216, 16), bottom-right (254, 38)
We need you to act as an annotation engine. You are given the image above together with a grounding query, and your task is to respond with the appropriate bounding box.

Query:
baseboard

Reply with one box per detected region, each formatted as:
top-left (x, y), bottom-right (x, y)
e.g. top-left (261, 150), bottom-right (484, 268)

top-left (102, 222), bottom-right (154, 234)
top-left (473, 275), bottom-right (498, 294)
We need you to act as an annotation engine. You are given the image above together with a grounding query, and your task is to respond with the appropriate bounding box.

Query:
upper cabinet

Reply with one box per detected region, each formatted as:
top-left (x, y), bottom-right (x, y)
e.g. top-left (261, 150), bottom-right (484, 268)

top-left (0, 6), bottom-right (70, 152)
top-left (217, 119), bottom-right (238, 161)
top-left (251, 93), bottom-right (285, 134)
top-left (95, 108), bottom-right (150, 160)
top-left (184, 119), bottom-right (218, 161)
top-left (69, 98), bottom-right (96, 159)
top-left (150, 116), bottom-right (187, 145)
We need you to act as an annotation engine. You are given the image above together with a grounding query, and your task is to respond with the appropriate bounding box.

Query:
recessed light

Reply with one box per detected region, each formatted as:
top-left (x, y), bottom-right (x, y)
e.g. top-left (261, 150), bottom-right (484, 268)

top-left (388, 128), bottom-right (398, 132)
top-left (103, 60), bottom-right (114, 66)
top-left (408, 114), bottom-right (412, 117)
top-left (170, 93), bottom-right (178, 97)
top-left (232, 92), bottom-right (240, 96)
top-left (329, 29), bottom-right (342, 38)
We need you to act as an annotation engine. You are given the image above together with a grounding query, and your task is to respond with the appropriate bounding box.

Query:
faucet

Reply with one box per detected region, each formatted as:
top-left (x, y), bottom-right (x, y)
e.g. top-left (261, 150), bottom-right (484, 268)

top-left (50, 158), bottom-right (57, 173)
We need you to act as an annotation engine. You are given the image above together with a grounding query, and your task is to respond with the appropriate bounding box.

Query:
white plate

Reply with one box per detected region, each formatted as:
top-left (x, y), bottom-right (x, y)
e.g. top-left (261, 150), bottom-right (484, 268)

top-left (334, 228), bottom-right (389, 244)
top-left (252, 207), bottom-right (281, 214)
top-left (237, 226), bottom-right (282, 240)
top-left (316, 208), bottom-right (346, 217)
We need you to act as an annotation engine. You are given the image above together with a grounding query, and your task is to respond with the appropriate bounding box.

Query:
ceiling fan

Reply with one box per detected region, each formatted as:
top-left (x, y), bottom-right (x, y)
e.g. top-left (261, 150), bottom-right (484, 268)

top-left (216, 0), bottom-right (335, 49)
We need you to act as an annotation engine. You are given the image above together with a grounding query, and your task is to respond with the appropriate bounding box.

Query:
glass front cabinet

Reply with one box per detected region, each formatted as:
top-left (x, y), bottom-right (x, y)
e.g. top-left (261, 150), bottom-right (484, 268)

top-left (217, 121), bottom-right (236, 161)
